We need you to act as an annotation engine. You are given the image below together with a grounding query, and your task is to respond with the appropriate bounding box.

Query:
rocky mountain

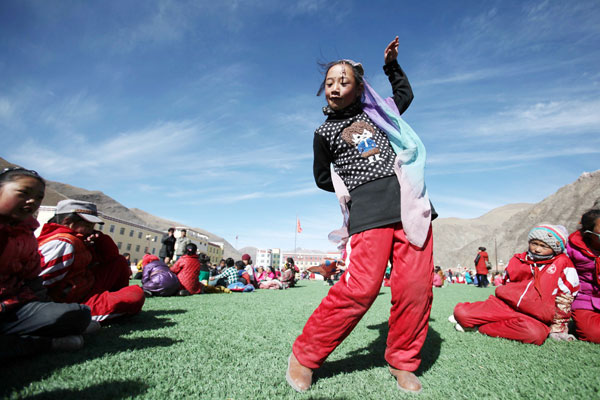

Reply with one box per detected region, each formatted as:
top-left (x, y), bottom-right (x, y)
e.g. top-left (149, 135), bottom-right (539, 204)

top-left (433, 170), bottom-right (600, 269)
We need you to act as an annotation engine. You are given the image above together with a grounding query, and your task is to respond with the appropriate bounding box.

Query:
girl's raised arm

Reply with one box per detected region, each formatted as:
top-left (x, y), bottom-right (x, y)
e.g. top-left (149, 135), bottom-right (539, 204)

top-left (384, 36), bottom-right (399, 64)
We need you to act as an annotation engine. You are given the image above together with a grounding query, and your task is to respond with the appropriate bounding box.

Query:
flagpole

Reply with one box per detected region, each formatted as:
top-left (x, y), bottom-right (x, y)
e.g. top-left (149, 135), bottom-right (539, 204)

top-left (294, 215), bottom-right (297, 257)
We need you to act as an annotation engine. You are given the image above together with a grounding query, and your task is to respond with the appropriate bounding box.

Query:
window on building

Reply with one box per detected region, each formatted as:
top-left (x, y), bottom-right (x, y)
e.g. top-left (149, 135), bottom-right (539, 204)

top-left (135, 245), bottom-right (140, 252)
top-left (144, 246), bottom-right (148, 253)
top-left (126, 243), bottom-right (132, 251)
top-left (154, 236), bottom-right (158, 242)
top-left (129, 230), bottom-right (134, 237)
top-left (134, 258), bottom-right (138, 265)
top-left (152, 248), bottom-right (156, 254)
top-left (120, 227), bottom-right (125, 235)
top-left (138, 232), bottom-right (142, 239)
top-left (117, 242), bottom-right (122, 249)
top-left (110, 225), bottom-right (115, 233)
top-left (97, 224), bottom-right (103, 231)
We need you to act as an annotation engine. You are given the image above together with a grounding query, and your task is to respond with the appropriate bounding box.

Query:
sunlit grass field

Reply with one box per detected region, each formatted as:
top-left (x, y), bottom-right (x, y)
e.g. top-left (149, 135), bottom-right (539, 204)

top-left (2, 280), bottom-right (599, 399)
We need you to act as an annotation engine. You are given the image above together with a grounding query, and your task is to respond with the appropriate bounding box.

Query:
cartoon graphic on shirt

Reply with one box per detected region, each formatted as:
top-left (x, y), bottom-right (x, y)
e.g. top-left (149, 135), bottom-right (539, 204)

top-left (341, 121), bottom-right (381, 164)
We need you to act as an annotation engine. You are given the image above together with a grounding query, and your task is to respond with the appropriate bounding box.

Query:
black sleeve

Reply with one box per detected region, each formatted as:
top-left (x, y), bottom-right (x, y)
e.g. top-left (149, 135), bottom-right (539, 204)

top-left (382, 59), bottom-right (414, 115)
top-left (313, 133), bottom-right (335, 192)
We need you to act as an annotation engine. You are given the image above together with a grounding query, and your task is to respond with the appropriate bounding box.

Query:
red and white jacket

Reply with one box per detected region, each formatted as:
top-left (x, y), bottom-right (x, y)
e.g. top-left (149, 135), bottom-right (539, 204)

top-left (496, 252), bottom-right (579, 324)
top-left (38, 223), bottom-right (122, 303)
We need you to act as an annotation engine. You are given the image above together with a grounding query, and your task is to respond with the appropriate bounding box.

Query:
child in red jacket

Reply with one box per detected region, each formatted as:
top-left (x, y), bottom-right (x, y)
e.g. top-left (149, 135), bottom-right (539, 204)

top-left (38, 199), bottom-right (145, 322)
top-left (0, 168), bottom-right (92, 358)
top-left (170, 243), bottom-right (204, 295)
top-left (450, 224), bottom-right (580, 345)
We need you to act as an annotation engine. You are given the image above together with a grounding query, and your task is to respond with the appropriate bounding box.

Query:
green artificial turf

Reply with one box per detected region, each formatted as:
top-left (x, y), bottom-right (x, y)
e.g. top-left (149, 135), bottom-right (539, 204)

top-left (2, 281), bottom-right (599, 399)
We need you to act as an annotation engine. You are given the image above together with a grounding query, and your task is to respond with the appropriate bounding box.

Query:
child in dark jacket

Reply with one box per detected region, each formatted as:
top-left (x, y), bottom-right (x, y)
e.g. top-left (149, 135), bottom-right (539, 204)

top-left (0, 168), bottom-right (91, 358)
top-left (170, 243), bottom-right (204, 295)
top-left (451, 224), bottom-right (580, 345)
top-left (287, 37), bottom-right (433, 394)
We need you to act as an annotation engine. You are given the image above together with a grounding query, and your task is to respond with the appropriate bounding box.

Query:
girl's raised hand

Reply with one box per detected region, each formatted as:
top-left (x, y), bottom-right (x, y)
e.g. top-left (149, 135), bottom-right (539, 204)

top-left (384, 36), bottom-right (399, 64)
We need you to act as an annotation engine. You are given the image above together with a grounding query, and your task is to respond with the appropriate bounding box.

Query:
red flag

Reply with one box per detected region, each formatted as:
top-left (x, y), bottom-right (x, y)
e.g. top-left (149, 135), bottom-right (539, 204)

top-left (297, 219), bottom-right (302, 233)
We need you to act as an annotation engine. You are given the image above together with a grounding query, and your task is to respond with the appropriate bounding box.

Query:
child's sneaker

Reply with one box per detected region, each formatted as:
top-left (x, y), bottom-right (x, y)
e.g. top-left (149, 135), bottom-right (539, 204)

top-left (455, 323), bottom-right (478, 333)
top-left (84, 320), bottom-right (101, 335)
top-left (448, 315), bottom-right (457, 324)
top-left (52, 335), bottom-right (84, 351)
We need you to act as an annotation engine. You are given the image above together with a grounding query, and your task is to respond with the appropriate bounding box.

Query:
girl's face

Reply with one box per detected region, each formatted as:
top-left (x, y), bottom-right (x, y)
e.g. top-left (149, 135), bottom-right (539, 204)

top-left (0, 176), bottom-right (45, 223)
top-left (324, 63), bottom-right (362, 111)
top-left (529, 239), bottom-right (554, 257)
top-left (585, 218), bottom-right (600, 251)
top-left (66, 219), bottom-right (96, 236)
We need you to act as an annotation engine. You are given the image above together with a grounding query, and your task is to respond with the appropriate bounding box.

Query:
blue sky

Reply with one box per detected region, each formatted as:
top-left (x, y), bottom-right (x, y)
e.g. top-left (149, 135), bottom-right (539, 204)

top-left (1, 0), bottom-right (599, 252)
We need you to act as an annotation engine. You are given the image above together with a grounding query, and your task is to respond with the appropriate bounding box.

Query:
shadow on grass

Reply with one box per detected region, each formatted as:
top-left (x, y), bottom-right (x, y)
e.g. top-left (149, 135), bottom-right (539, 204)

top-left (0, 310), bottom-right (184, 397)
top-left (22, 380), bottom-right (150, 400)
top-left (101, 308), bottom-right (187, 334)
top-left (315, 321), bottom-right (442, 382)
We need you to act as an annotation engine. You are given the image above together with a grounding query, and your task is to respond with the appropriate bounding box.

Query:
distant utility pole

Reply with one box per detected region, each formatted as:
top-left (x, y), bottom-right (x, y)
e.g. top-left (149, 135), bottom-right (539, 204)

top-left (494, 237), bottom-right (498, 274)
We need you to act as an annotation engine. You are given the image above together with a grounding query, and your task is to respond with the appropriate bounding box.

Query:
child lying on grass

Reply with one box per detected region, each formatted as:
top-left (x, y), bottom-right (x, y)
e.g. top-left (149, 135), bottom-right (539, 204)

top-left (450, 224), bottom-right (580, 345)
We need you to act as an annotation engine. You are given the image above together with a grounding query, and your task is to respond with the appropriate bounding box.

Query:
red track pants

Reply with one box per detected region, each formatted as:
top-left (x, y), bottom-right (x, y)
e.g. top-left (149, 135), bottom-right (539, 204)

top-left (572, 309), bottom-right (600, 343)
top-left (293, 223), bottom-right (433, 371)
top-left (454, 295), bottom-right (550, 345)
top-left (83, 257), bottom-right (145, 322)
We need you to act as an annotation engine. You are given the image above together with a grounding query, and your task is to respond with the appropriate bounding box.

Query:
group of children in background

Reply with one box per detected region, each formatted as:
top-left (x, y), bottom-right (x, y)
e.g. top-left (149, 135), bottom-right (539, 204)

top-left (0, 166), bottom-right (306, 360)
top-left (139, 249), bottom-right (298, 295)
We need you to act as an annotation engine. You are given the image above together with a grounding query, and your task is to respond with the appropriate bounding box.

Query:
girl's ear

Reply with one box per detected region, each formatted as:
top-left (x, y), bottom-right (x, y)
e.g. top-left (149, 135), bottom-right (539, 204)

top-left (357, 82), bottom-right (365, 99)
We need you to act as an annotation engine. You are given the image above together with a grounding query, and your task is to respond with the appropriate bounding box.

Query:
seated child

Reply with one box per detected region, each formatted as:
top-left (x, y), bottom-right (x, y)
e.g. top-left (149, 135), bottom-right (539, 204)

top-left (210, 257), bottom-right (238, 287)
top-left (450, 224), bottom-right (580, 345)
top-left (492, 272), bottom-right (504, 286)
top-left (1, 168), bottom-right (92, 358)
top-left (198, 253), bottom-right (211, 285)
top-left (170, 243), bottom-right (204, 295)
top-left (433, 266), bottom-right (444, 287)
top-left (567, 208), bottom-right (600, 343)
top-left (141, 255), bottom-right (180, 296)
top-left (464, 271), bottom-right (473, 285)
top-left (38, 199), bottom-right (145, 322)
top-left (236, 260), bottom-right (252, 285)
top-left (280, 259), bottom-right (296, 289)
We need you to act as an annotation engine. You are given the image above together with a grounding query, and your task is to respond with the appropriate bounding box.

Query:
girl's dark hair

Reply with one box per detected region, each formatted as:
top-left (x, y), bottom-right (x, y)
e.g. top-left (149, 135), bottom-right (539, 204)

top-left (235, 260), bottom-right (245, 270)
top-left (286, 257), bottom-right (295, 265)
top-left (0, 167), bottom-right (45, 188)
top-left (316, 60), bottom-right (365, 97)
top-left (185, 243), bottom-right (198, 256)
top-left (48, 212), bottom-right (84, 225)
top-left (580, 209), bottom-right (600, 234)
top-left (478, 247), bottom-right (486, 251)
top-left (225, 257), bottom-right (235, 268)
